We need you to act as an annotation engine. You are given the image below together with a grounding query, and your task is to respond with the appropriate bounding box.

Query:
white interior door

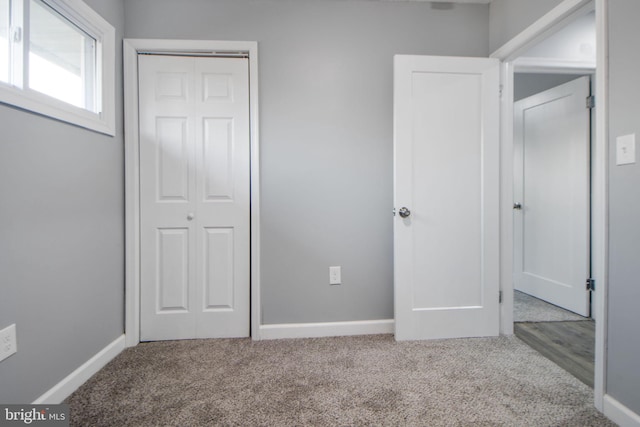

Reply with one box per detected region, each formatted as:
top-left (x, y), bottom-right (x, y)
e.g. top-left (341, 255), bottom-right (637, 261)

top-left (394, 55), bottom-right (500, 341)
top-left (139, 54), bottom-right (250, 341)
top-left (513, 76), bottom-right (591, 317)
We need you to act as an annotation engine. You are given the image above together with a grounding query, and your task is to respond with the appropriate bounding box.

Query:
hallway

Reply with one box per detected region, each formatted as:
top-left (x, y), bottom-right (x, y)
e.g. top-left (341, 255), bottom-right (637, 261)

top-left (514, 291), bottom-right (595, 388)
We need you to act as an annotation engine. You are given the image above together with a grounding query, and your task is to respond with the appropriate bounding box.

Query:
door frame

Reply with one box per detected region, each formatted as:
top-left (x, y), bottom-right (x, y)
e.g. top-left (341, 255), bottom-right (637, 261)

top-left (123, 39), bottom-right (261, 346)
top-left (491, 0), bottom-right (607, 411)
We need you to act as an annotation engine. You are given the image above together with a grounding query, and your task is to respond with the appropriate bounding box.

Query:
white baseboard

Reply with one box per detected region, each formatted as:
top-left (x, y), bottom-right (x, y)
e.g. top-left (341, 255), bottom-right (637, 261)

top-left (604, 394), bottom-right (640, 427)
top-left (258, 319), bottom-right (394, 340)
top-left (33, 334), bottom-right (125, 404)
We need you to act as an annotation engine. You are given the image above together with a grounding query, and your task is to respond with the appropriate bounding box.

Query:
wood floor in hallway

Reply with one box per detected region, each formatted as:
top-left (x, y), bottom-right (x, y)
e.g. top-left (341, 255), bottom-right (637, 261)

top-left (515, 320), bottom-right (595, 388)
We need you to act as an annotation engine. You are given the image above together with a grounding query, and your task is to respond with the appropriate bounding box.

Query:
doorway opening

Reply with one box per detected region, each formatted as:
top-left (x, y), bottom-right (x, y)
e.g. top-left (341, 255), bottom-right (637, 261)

top-left (508, 8), bottom-right (598, 388)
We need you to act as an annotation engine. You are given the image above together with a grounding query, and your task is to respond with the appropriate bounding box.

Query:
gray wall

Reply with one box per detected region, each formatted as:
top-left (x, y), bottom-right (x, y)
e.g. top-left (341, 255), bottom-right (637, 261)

top-left (514, 73), bottom-right (586, 101)
top-left (124, 0), bottom-right (489, 324)
top-left (489, 0), bottom-right (564, 52)
top-left (606, 0), bottom-right (640, 414)
top-left (0, 0), bottom-right (125, 403)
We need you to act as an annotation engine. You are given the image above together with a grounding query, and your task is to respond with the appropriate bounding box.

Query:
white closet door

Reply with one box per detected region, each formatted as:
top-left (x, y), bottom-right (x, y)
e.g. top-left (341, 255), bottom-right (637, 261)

top-left (139, 54), bottom-right (250, 341)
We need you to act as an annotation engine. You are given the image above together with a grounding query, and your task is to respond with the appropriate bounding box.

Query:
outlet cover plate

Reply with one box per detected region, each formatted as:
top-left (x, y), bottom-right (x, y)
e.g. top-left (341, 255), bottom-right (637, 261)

top-left (616, 133), bottom-right (636, 165)
top-left (329, 266), bottom-right (341, 285)
top-left (0, 324), bottom-right (17, 362)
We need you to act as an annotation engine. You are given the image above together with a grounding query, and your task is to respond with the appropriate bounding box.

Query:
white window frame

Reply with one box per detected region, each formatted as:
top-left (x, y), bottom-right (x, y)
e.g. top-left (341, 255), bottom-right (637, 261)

top-left (0, 0), bottom-right (115, 135)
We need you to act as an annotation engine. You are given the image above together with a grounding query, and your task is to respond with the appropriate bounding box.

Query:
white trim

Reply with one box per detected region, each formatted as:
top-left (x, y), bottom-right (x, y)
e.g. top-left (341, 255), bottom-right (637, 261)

top-left (32, 335), bottom-right (125, 404)
top-left (491, 0), bottom-right (608, 413)
top-left (0, 0), bottom-right (116, 135)
top-left (259, 320), bottom-right (395, 340)
top-left (123, 40), bottom-right (140, 348)
top-left (123, 39), bottom-right (261, 346)
top-left (593, 0), bottom-right (608, 411)
top-left (499, 60), bottom-right (515, 336)
top-left (513, 57), bottom-right (596, 74)
top-left (603, 395), bottom-right (640, 427)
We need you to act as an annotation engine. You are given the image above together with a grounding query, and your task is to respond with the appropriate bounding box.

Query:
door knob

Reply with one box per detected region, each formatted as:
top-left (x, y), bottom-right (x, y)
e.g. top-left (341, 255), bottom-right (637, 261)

top-left (513, 203), bottom-right (522, 210)
top-left (187, 213), bottom-right (195, 221)
top-left (399, 207), bottom-right (411, 218)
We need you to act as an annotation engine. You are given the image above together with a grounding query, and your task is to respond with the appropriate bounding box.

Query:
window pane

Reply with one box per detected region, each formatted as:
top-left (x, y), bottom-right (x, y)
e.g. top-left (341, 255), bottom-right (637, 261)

top-left (29, 0), bottom-right (96, 111)
top-left (0, 0), bottom-right (9, 83)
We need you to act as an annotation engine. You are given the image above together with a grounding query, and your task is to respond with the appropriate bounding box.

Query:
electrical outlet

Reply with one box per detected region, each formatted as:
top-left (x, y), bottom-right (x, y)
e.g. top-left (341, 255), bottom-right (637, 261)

top-left (617, 134), bottom-right (636, 165)
top-left (329, 266), bottom-right (341, 285)
top-left (0, 324), bottom-right (17, 362)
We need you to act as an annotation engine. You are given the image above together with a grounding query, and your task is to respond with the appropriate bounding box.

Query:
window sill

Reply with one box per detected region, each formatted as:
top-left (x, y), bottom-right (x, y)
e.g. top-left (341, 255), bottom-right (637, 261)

top-left (0, 81), bottom-right (115, 135)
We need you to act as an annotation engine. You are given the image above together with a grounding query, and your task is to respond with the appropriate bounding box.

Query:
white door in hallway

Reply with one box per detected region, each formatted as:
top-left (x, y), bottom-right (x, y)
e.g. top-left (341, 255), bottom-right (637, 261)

top-left (513, 76), bottom-right (591, 317)
top-left (394, 55), bottom-right (500, 340)
top-left (139, 54), bottom-right (250, 341)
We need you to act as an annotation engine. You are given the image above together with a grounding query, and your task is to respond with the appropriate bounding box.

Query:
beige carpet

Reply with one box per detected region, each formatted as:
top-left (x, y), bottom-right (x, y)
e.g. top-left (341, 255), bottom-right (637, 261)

top-left (66, 335), bottom-right (613, 426)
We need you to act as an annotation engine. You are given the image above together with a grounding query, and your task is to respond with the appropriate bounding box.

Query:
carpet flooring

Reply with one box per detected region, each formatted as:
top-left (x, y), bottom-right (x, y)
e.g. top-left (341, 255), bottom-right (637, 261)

top-left (514, 290), bottom-right (587, 322)
top-left (66, 335), bottom-right (613, 426)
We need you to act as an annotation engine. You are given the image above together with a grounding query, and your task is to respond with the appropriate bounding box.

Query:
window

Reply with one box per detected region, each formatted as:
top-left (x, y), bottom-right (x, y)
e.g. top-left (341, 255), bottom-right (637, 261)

top-left (29, 0), bottom-right (97, 110)
top-left (0, 0), bottom-right (114, 135)
top-left (1, 0), bottom-right (9, 83)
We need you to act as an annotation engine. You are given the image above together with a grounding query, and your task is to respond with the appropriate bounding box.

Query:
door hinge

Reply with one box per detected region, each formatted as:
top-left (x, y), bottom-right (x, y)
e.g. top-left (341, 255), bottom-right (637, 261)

top-left (11, 26), bottom-right (22, 43)
top-left (586, 95), bottom-right (595, 109)
top-left (499, 290), bottom-right (503, 304)
top-left (586, 278), bottom-right (595, 291)
top-left (499, 84), bottom-right (504, 99)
